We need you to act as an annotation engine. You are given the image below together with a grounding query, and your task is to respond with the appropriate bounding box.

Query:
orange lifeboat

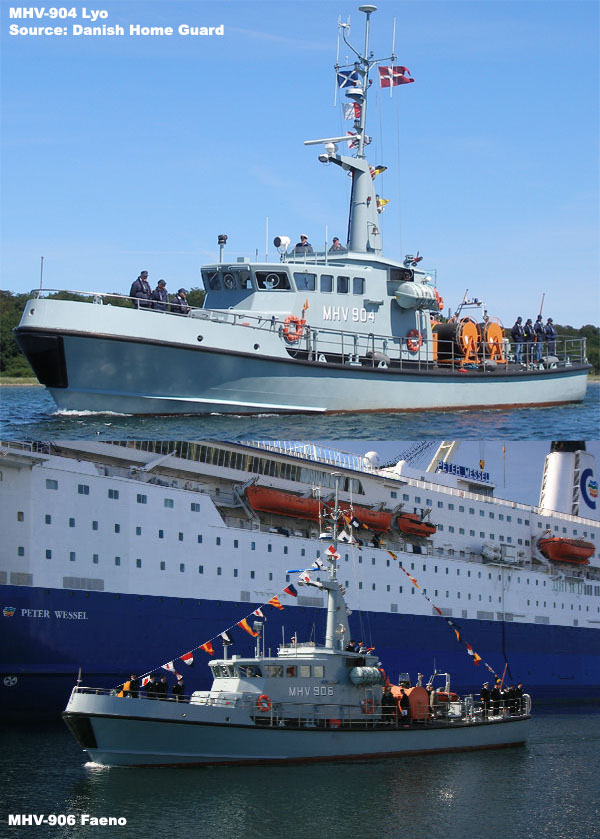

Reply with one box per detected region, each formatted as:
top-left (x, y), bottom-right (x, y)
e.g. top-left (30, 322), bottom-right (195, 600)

top-left (538, 537), bottom-right (594, 565)
top-left (245, 486), bottom-right (393, 531)
top-left (394, 512), bottom-right (437, 537)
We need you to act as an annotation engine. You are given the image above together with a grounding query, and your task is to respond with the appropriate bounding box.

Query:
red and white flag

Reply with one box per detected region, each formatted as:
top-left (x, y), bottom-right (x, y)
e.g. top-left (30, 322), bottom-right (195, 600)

top-left (378, 66), bottom-right (414, 87)
top-left (253, 608), bottom-right (265, 618)
top-left (161, 661), bottom-right (176, 672)
top-left (180, 651), bottom-right (194, 666)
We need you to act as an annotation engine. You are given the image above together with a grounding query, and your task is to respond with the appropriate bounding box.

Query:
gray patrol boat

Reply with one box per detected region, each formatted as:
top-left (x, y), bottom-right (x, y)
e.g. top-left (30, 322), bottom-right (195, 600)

top-left (62, 479), bottom-right (531, 767)
top-left (14, 6), bottom-right (589, 415)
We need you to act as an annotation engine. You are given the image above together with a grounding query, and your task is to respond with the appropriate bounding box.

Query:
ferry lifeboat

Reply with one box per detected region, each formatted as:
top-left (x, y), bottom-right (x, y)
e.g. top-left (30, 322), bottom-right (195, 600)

top-left (245, 485), bottom-right (392, 531)
top-left (537, 537), bottom-right (594, 565)
top-left (394, 512), bottom-right (437, 537)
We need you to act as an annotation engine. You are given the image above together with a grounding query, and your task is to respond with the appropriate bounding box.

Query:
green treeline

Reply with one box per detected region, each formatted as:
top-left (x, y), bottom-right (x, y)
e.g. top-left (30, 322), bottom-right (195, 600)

top-left (0, 289), bottom-right (598, 377)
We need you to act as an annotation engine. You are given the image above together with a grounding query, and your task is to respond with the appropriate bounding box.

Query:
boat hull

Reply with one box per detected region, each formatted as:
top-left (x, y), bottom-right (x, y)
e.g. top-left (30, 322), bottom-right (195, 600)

top-left (63, 692), bottom-right (529, 766)
top-left (14, 300), bottom-right (589, 414)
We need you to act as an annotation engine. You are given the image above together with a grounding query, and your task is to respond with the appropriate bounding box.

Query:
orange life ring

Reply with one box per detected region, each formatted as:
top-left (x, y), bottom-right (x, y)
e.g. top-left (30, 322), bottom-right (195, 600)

top-left (283, 315), bottom-right (306, 343)
top-left (361, 698), bottom-right (374, 715)
top-left (256, 694), bottom-right (272, 712)
top-left (329, 718), bottom-right (341, 729)
top-left (407, 329), bottom-right (423, 352)
top-left (434, 289), bottom-right (444, 311)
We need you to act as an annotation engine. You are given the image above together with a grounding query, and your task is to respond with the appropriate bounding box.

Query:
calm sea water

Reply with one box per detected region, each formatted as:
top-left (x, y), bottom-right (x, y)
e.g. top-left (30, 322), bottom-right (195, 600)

top-left (1, 382), bottom-right (598, 440)
top-left (1, 710), bottom-right (598, 839)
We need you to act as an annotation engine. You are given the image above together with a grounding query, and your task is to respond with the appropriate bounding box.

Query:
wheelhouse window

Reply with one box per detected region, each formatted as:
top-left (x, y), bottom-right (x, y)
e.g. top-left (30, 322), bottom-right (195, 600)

top-left (202, 270), bottom-right (220, 290)
top-left (353, 277), bottom-right (365, 295)
top-left (320, 274), bottom-right (333, 293)
top-left (256, 270), bottom-right (290, 290)
top-left (337, 276), bottom-right (349, 294)
top-left (293, 272), bottom-right (316, 291)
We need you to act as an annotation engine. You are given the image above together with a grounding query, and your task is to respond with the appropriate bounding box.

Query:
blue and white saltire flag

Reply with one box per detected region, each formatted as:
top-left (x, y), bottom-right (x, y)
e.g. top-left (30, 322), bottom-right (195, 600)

top-left (337, 69), bottom-right (360, 88)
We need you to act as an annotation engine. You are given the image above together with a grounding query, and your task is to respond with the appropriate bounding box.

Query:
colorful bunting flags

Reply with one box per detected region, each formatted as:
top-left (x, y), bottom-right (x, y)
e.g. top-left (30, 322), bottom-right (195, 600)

top-left (268, 596), bottom-right (283, 610)
top-left (253, 608), bottom-right (265, 618)
top-left (220, 631), bottom-right (233, 645)
top-left (238, 618), bottom-right (259, 637)
top-left (161, 661), bottom-right (176, 672)
top-left (200, 642), bottom-right (215, 657)
top-left (284, 584), bottom-right (298, 598)
top-left (180, 652), bottom-right (194, 666)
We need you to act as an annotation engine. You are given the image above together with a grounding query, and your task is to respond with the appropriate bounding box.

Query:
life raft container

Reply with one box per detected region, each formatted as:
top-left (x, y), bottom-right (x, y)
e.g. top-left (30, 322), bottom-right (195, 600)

top-left (283, 315), bottom-right (306, 343)
top-left (328, 718), bottom-right (341, 729)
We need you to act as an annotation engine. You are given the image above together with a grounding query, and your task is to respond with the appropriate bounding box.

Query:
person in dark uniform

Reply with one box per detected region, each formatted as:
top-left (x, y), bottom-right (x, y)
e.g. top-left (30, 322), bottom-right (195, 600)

top-left (345, 639), bottom-right (357, 652)
top-left (480, 681), bottom-right (491, 718)
top-left (523, 318), bottom-right (535, 364)
top-left (329, 237), bottom-right (344, 252)
top-left (514, 683), bottom-right (524, 714)
top-left (399, 688), bottom-right (410, 721)
top-left (170, 288), bottom-right (190, 315)
top-left (545, 318), bottom-right (556, 354)
top-left (381, 685), bottom-right (397, 724)
top-left (491, 680), bottom-right (502, 715)
top-left (127, 674), bottom-right (139, 698)
top-left (145, 674), bottom-right (159, 699)
top-left (157, 675), bottom-right (169, 697)
top-left (151, 280), bottom-right (169, 311)
top-left (511, 317), bottom-right (524, 363)
top-left (130, 271), bottom-right (152, 309)
top-left (172, 674), bottom-right (185, 702)
top-left (294, 234), bottom-right (313, 254)
top-left (534, 314), bottom-right (545, 361)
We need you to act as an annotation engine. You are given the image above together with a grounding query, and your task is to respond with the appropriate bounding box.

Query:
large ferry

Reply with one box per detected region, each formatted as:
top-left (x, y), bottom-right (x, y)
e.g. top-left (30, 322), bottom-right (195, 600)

top-left (12, 5), bottom-right (589, 414)
top-left (1, 439), bottom-right (598, 720)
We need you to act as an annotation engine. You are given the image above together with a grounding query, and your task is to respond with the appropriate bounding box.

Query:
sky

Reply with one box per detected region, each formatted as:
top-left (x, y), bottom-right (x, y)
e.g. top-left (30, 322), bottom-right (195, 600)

top-left (334, 439), bottom-right (600, 518)
top-left (1, 0), bottom-right (598, 327)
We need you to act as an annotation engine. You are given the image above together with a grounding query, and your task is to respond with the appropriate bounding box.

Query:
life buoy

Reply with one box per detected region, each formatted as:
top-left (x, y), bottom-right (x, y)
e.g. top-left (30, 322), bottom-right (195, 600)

top-left (256, 694), bottom-right (272, 712)
top-left (361, 698), bottom-right (374, 715)
top-left (329, 718), bottom-right (341, 729)
top-left (407, 329), bottom-right (423, 352)
top-left (434, 289), bottom-right (444, 311)
top-left (283, 315), bottom-right (306, 343)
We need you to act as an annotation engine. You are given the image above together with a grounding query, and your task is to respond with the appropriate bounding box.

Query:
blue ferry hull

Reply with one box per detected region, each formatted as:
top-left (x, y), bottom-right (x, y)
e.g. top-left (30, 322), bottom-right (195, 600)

top-left (1, 585), bottom-right (598, 719)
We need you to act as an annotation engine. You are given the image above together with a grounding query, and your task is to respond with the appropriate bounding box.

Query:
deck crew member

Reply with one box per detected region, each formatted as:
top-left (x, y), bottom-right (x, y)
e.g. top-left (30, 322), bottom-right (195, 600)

top-left (514, 683), bottom-right (524, 714)
top-left (545, 318), bottom-right (556, 354)
top-left (294, 234), bottom-right (313, 254)
top-left (480, 681), bottom-right (490, 718)
top-left (381, 685), bottom-right (397, 724)
top-left (534, 315), bottom-right (545, 361)
top-left (511, 317), bottom-right (524, 363)
top-left (523, 318), bottom-right (535, 364)
top-left (130, 271), bottom-right (152, 309)
top-left (329, 236), bottom-right (344, 252)
top-left (172, 674), bottom-right (185, 702)
top-left (145, 674), bottom-right (159, 698)
top-left (151, 280), bottom-right (169, 311)
top-left (491, 680), bottom-right (502, 715)
top-left (170, 288), bottom-right (190, 315)
top-left (157, 675), bottom-right (169, 696)
top-left (127, 674), bottom-right (139, 698)
top-left (399, 688), bottom-right (410, 720)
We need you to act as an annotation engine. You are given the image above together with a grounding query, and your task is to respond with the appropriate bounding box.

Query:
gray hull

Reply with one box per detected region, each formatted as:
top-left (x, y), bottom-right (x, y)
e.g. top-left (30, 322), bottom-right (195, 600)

top-left (15, 300), bottom-right (588, 415)
top-left (64, 693), bottom-right (528, 767)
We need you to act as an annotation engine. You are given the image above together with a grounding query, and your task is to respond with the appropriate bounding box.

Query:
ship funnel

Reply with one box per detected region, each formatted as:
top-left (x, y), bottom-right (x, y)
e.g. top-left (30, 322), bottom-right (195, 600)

top-left (538, 442), bottom-right (598, 517)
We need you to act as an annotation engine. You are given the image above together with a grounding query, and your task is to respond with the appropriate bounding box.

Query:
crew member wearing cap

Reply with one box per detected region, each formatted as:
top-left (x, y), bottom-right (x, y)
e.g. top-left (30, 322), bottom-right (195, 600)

top-left (172, 674), bottom-right (185, 702)
top-left (544, 317), bottom-right (556, 355)
top-left (329, 236), bottom-right (344, 252)
top-left (534, 314), bottom-right (545, 362)
top-left (523, 318), bottom-right (535, 365)
top-left (151, 279), bottom-right (169, 311)
top-left (170, 288), bottom-right (190, 315)
top-left (129, 271), bottom-right (152, 309)
top-left (480, 682), bottom-right (491, 718)
top-left (294, 234), bottom-right (313, 254)
top-left (510, 316), bottom-right (524, 364)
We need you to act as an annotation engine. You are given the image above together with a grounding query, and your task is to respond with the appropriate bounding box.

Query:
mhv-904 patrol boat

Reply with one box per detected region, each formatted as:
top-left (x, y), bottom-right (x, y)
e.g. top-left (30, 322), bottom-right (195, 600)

top-left (13, 5), bottom-right (589, 415)
top-left (63, 479), bottom-right (531, 766)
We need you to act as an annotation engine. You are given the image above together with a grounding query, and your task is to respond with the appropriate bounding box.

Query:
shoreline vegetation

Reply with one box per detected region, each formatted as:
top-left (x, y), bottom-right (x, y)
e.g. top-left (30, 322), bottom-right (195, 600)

top-left (1, 290), bottom-right (599, 379)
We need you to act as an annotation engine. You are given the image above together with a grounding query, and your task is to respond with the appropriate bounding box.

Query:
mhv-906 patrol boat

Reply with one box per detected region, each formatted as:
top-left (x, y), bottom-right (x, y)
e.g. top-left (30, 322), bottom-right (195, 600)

top-left (62, 479), bottom-right (531, 766)
top-left (13, 5), bottom-right (589, 415)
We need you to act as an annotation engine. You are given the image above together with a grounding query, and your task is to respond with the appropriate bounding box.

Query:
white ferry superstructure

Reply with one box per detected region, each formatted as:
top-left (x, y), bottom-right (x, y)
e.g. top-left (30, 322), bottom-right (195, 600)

top-left (1, 439), bottom-right (598, 719)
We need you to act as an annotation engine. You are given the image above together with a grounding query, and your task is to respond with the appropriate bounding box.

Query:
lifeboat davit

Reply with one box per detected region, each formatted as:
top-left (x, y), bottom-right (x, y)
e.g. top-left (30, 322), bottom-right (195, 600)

top-left (537, 537), bottom-right (594, 565)
top-left (395, 512), bottom-right (437, 537)
top-left (245, 485), bottom-right (393, 531)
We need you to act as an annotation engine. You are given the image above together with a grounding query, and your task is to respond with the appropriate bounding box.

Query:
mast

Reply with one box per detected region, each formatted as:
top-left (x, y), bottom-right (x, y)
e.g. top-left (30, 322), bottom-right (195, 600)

top-left (324, 473), bottom-right (350, 650)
